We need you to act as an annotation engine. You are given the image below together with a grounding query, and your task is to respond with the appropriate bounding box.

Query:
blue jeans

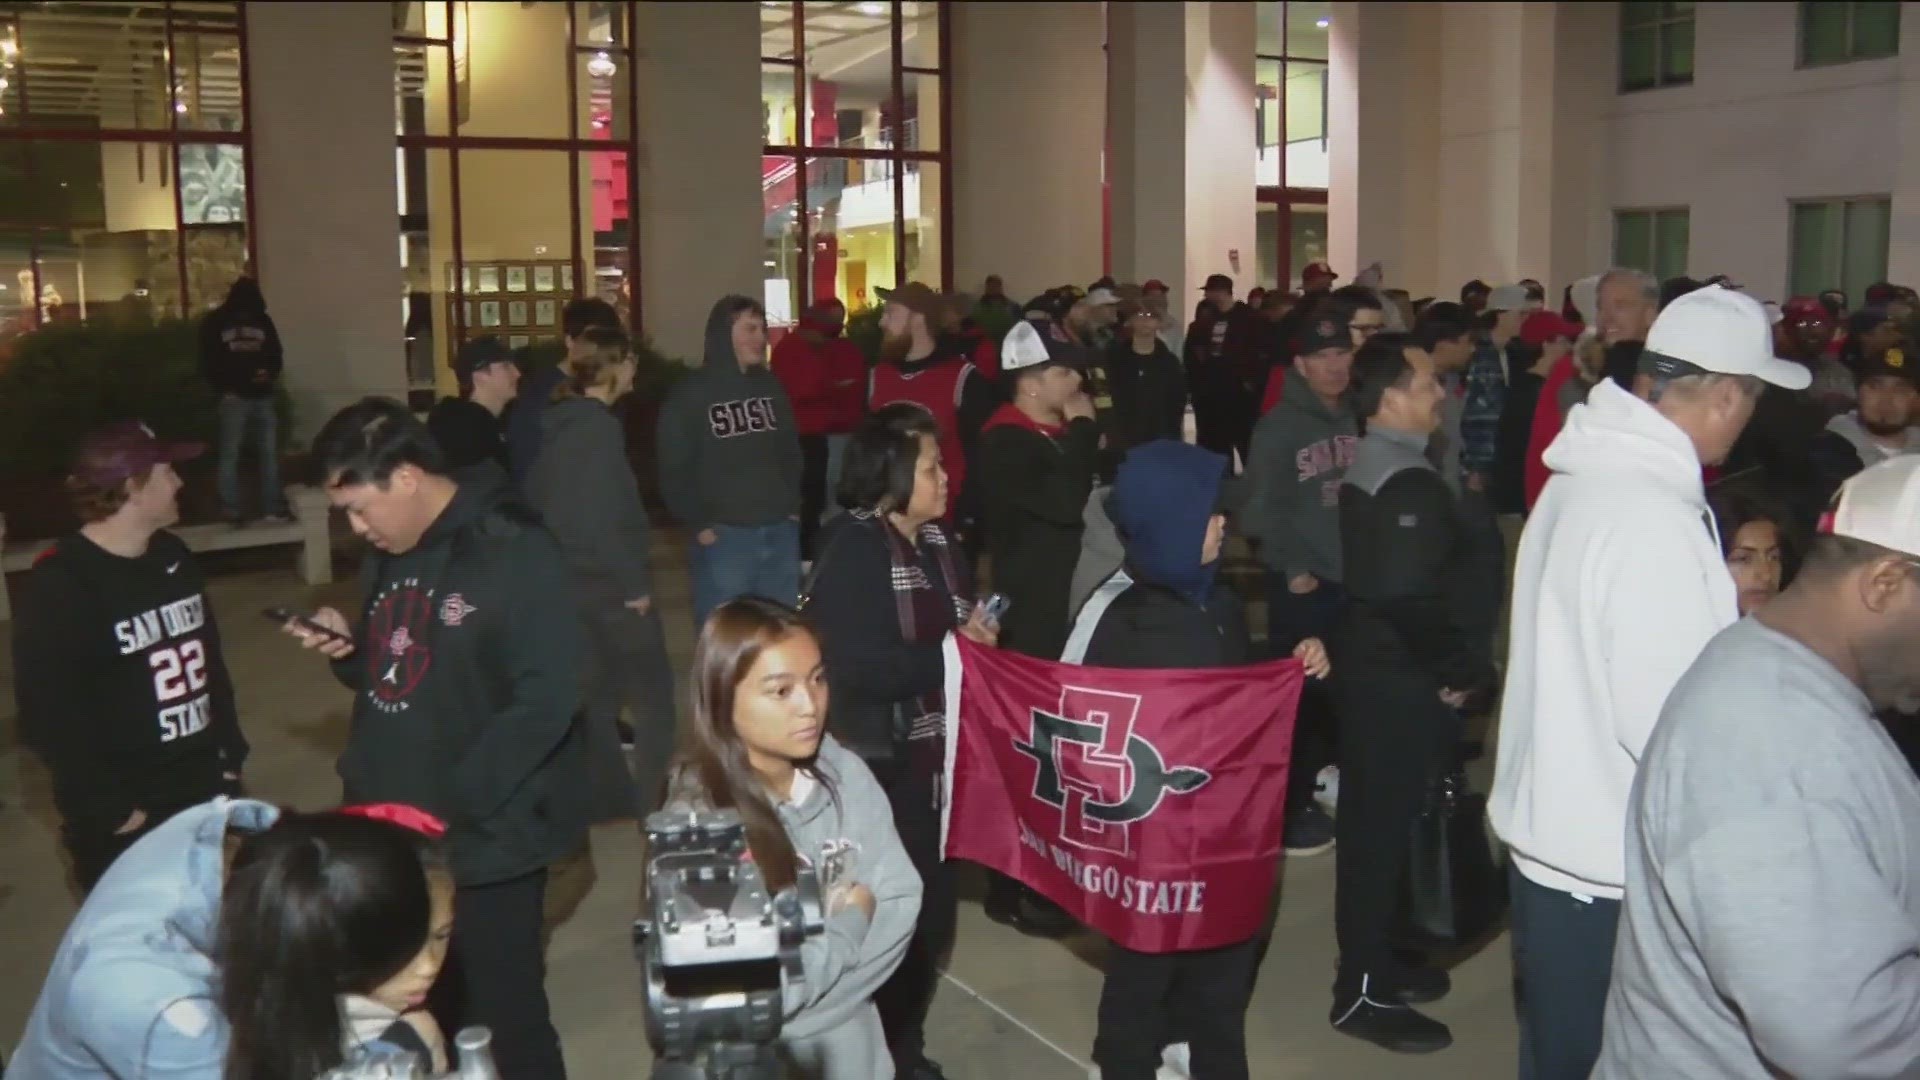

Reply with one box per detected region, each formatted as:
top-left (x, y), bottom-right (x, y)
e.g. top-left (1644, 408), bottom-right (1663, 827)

top-left (217, 394), bottom-right (283, 517)
top-left (691, 520), bottom-right (801, 627)
top-left (1509, 862), bottom-right (1619, 1080)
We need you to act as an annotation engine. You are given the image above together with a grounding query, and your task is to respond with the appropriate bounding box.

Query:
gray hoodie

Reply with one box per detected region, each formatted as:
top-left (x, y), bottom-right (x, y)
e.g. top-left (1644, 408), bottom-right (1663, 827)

top-left (1241, 373), bottom-right (1358, 583)
top-left (665, 736), bottom-right (920, 1080)
top-left (655, 297), bottom-right (804, 532)
top-left (527, 394), bottom-right (652, 603)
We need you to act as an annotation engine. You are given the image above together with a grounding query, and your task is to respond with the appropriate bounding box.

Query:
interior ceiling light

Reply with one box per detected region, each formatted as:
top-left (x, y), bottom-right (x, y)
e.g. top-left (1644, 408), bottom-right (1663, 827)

top-left (1316, 18), bottom-right (1330, 27)
top-left (858, 1), bottom-right (885, 15)
top-left (587, 51), bottom-right (616, 78)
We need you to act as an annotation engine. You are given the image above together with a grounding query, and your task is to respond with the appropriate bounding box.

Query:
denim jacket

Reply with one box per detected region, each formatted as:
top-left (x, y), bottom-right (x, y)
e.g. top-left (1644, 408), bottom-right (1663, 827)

top-left (12, 799), bottom-right (280, 1080)
top-left (1459, 335), bottom-right (1507, 480)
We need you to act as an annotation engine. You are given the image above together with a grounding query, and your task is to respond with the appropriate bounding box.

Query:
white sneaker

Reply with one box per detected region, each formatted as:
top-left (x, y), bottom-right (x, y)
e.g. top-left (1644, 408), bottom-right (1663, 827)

top-left (1160, 1043), bottom-right (1193, 1078)
top-left (1314, 765), bottom-right (1340, 813)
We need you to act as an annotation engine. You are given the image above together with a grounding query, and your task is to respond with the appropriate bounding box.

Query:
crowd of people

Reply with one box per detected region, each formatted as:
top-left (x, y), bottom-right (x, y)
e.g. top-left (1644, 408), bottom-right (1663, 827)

top-left (9, 258), bottom-right (1920, 1080)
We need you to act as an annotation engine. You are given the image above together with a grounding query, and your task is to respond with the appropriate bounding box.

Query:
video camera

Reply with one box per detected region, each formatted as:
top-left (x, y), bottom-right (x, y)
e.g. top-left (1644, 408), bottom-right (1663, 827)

top-left (636, 808), bottom-right (825, 1080)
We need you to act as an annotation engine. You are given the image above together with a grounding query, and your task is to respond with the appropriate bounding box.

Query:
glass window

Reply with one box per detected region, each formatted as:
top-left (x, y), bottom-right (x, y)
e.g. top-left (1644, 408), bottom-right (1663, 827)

top-left (759, 1), bottom-right (951, 321)
top-left (1620, 2), bottom-right (1695, 91)
top-left (1801, 0), bottom-right (1901, 66)
top-left (1613, 208), bottom-right (1689, 281)
top-left (1791, 197), bottom-right (1890, 300)
top-left (397, 2), bottom-right (641, 389)
top-left (1257, 4), bottom-right (1331, 192)
top-left (0, 2), bottom-right (251, 333)
top-left (1287, 204), bottom-right (1328, 290)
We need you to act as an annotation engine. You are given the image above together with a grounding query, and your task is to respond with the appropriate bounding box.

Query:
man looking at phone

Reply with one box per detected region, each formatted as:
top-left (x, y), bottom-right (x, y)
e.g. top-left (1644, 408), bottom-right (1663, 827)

top-left (11, 421), bottom-right (247, 892)
top-left (288, 397), bottom-right (588, 1080)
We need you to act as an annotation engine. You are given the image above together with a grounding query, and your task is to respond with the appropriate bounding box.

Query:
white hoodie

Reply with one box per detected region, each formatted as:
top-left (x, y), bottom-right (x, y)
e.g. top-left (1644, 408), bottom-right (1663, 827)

top-left (1489, 379), bottom-right (1738, 900)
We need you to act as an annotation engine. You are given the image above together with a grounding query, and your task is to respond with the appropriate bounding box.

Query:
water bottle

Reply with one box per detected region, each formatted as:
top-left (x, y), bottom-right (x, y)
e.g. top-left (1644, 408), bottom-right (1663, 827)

top-left (453, 1027), bottom-right (502, 1080)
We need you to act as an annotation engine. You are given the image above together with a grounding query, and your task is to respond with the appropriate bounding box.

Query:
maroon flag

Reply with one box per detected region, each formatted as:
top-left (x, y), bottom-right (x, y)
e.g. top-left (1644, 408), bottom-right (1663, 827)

top-left (941, 635), bottom-right (1303, 953)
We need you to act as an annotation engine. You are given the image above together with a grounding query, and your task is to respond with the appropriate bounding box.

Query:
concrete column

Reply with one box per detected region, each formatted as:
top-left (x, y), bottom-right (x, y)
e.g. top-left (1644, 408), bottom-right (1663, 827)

top-left (1109, 2), bottom-right (1258, 300)
top-left (1327, 1), bottom-right (1440, 297)
top-left (247, 2), bottom-right (407, 439)
top-left (633, 2), bottom-right (762, 365)
top-left (950, 1), bottom-right (1105, 301)
top-left (1888, 7), bottom-right (1920, 285)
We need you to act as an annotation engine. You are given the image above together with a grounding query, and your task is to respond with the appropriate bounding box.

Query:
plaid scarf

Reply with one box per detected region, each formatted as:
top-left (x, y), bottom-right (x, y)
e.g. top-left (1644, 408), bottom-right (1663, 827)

top-left (849, 509), bottom-right (970, 742)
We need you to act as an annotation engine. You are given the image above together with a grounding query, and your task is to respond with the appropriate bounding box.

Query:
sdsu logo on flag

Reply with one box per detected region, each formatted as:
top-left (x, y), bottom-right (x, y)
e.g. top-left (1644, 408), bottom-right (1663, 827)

top-left (941, 636), bottom-right (1303, 953)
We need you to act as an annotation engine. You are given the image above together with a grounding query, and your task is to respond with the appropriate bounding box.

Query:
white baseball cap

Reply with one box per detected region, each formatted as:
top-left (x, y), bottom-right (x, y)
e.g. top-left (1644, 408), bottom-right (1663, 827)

top-left (1085, 287), bottom-right (1120, 307)
top-left (1002, 320), bottom-right (1080, 373)
top-left (1825, 455), bottom-right (1920, 558)
top-left (1641, 284), bottom-right (1811, 390)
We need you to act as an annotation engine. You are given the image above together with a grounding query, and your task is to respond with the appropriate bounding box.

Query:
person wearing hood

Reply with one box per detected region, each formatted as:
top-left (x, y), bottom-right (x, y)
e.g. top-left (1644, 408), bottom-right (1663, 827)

top-left (1242, 313), bottom-right (1357, 857)
top-left (428, 335), bottom-right (520, 475)
top-left (198, 275), bottom-right (287, 523)
top-left (771, 297), bottom-right (868, 561)
top-left (525, 324), bottom-right (678, 821)
top-left (1327, 334), bottom-right (1500, 1054)
top-left (656, 295), bottom-right (804, 625)
top-left (1068, 438), bottom-right (1330, 1080)
top-left (868, 282), bottom-right (1001, 532)
top-left (508, 297), bottom-right (621, 483)
top-left (286, 399), bottom-right (590, 1080)
top-left (976, 319), bottom-right (1100, 938)
top-left (1489, 286), bottom-right (1810, 1080)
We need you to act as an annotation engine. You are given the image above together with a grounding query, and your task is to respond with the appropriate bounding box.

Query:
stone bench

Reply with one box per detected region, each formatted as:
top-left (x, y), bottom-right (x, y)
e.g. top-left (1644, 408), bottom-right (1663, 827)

top-left (0, 485), bottom-right (332, 622)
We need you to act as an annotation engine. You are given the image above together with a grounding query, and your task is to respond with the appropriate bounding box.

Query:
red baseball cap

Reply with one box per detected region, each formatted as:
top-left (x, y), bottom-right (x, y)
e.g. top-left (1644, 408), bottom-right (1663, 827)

top-left (1519, 311), bottom-right (1580, 347)
top-left (1141, 279), bottom-right (1170, 294)
top-left (1781, 296), bottom-right (1836, 327)
top-left (1302, 261), bottom-right (1339, 282)
top-left (71, 420), bottom-right (203, 488)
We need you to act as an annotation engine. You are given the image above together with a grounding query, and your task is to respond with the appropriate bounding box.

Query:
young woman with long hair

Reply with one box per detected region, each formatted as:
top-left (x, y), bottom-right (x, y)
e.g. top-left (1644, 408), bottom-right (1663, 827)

top-left (663, 597), bottom-right (922, 1080)
top-left (218, 809), bottom-right (455, 1080)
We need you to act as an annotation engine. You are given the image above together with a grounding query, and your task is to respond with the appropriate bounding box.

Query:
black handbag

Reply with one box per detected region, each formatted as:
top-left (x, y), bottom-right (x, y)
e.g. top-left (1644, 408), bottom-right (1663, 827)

top-left (1397, 769), bottom-right (1509, 950)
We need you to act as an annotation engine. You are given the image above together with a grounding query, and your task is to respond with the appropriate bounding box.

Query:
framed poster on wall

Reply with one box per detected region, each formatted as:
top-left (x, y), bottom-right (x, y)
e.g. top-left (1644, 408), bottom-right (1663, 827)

top-left (508, 300), bottom-right (528, 326)
top-left (561, 263), bottom-right (574, 291)
top-left (534, 265), bottom-right (556, 292)
top-left (476, 266), bottom-right (500, 294)
top-left (479, 300), bottom-right (501, 327)
top-left (506, 265), bottom-right (528, 293)
top-left (535, 299), bottom-right (556, 326)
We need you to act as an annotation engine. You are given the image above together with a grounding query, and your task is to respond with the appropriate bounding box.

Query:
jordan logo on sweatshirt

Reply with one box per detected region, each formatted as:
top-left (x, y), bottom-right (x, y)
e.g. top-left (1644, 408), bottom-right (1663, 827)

top-left (364, 578), bottom-right (434, 714)
top-left (708, 397), bottom-right (778, 438)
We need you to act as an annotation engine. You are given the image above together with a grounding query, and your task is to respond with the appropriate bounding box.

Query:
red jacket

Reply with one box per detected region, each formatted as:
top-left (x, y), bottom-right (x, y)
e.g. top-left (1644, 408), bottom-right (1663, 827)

top-left (769, 319), bottom-right (867, 435)
top-left (1524, 354), bottom-right (1577, 511)
top-left (1260, 364), bottom-right (1287, 415)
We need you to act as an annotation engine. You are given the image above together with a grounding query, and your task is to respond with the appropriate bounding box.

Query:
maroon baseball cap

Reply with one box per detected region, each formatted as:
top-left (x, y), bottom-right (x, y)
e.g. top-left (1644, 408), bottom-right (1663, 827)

top-left (1302, 261), bottom-right (1339, 282)
top-left (71, 420), bottom-right (203, 487)
top-left (1141, 279), bottom-right (1170, 294)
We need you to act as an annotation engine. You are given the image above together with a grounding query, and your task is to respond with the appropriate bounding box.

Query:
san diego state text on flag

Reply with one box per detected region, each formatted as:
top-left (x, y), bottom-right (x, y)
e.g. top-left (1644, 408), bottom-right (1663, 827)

top-left (940, 635), bottom-right (1303, 953)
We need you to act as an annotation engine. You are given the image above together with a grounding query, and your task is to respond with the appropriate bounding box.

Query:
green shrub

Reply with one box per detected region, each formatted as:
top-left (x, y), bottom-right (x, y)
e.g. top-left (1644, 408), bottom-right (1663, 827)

top-left (0, 319), bottom-right (291, 479)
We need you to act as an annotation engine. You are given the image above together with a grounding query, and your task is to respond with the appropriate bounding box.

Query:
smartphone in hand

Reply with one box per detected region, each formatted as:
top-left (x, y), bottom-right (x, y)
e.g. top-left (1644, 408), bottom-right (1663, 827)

top-left (262, 606), bottom-right (353, 645)
top-left (976, 593), bottom-right (1012, 629)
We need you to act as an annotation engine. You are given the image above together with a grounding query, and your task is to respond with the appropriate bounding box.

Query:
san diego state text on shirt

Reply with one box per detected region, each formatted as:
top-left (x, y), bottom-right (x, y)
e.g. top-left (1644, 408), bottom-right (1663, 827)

top-left (708, 396), bottom-right (779, 438)
top-left (113, 593), bottom-right (214, 743)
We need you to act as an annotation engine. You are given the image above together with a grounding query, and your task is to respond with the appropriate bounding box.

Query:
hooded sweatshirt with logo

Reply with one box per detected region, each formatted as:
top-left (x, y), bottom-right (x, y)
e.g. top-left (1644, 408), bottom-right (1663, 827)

top-left (527, 394), bottom-right (653, 605)
top-left (1490, 379), bottom-right (1738, 900)
top-left (332, 469), bottom-right (590, 886)
top-left (1074, 441), bottom-right (1249, 671)
top-left (12, 798), bottom-right (281, 1080)
top-left (11, 531), bottom-right (247, 832)
top-left (1241, 372), bottom-right (1358, 584)
top-left (664, 736), bottom-right (920, 1080)
top-left (654, 297), bottom-right (803, 533)
top-left (197, 278), bottom-right (282, 399)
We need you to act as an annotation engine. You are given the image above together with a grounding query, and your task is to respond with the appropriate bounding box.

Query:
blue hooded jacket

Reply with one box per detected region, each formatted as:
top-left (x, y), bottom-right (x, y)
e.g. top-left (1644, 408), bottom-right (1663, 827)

top-left (1108, 440), bottom-right (1229, 605)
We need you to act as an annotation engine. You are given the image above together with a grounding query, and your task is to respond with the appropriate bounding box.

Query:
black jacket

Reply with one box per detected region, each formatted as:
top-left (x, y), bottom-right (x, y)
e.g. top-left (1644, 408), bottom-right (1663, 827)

top-left (1336, 427), bottom-right (1499, 699)
top-left (332, 470), bottom-right (590, 886)
top-left (1081, 578), bottom-right (1250, 671)
top-left (427, 396), bottom-right (507, 475)
top-left (11, 531), bottom-right (246, 830)
top-left (805, 512), bottom-right (970, 762)
top-left (198, 283), bottom-right (283, 399)
top-left (525, 395), bottom-right (653, 605)
top-left (978, 406), bottom-right (1100, 660)
top-left (1104, 337), bottom-right (1188, 455)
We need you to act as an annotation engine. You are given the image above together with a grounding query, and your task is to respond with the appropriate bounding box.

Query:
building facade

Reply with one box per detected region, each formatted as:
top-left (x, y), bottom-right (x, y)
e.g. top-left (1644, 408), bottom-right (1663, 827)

top-left (0, 1), bottom-right (1912, 435)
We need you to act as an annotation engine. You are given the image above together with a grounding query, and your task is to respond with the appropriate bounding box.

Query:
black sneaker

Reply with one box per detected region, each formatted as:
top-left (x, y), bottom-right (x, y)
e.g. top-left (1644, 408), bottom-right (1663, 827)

top-left (893, 1054), bottom-right (948, 1080)
top-left (1283, 804), bottom-right (1336, 856)
top-left (1330, 977), bottom-right (1452, 1054)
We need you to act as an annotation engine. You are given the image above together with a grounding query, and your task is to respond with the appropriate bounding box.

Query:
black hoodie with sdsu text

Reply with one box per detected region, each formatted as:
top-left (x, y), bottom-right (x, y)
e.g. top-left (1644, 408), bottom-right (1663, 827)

top-left (332, 469), bottom-right (590, 886)
top-left (10, 531), bottom-right (246, 831)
